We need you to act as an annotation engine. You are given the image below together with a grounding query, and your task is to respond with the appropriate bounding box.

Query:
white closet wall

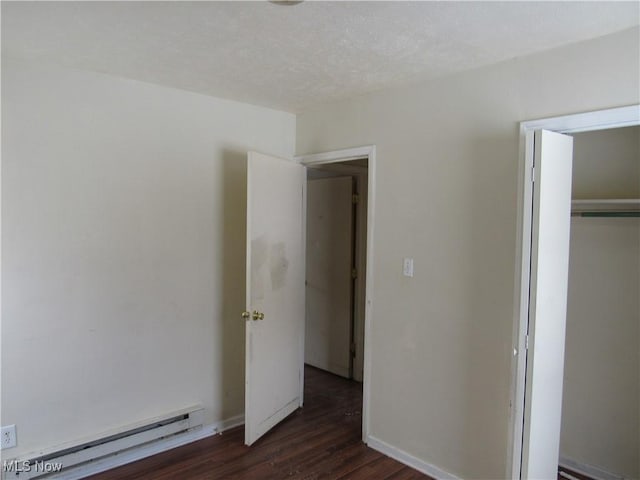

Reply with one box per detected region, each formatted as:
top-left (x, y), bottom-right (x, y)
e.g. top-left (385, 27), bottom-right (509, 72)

top-left (561, 126), bottom-right (640, 478)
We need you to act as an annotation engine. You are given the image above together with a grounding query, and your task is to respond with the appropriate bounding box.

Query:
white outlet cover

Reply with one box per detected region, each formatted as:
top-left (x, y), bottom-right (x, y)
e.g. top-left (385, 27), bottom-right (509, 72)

top-left (1, 425), bottom-right (17, 449)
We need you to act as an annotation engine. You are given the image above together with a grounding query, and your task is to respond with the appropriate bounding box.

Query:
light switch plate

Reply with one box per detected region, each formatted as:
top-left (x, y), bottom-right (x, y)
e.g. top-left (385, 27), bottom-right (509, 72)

top-left (402, 258), bottom-right (414, 277)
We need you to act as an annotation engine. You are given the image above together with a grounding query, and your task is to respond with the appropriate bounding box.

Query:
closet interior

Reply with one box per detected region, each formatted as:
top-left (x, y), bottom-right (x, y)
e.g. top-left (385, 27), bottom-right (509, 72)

top-left (559, 126), bottom-right (639, 480)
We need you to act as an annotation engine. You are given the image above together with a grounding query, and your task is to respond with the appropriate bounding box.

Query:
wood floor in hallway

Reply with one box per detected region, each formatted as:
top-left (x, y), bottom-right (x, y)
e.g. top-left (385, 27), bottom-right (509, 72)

top-left (88, 365), bottom-right (431, 479)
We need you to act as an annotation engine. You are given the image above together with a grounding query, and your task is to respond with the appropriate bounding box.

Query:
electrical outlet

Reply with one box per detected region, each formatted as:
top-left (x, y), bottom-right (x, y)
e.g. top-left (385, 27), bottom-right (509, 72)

top-left (1, 425), bottom-right (17, 449)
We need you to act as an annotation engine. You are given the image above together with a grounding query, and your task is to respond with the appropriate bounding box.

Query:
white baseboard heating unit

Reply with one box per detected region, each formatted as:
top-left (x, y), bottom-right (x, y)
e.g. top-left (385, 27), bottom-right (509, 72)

top-left (2, 406), bottom-right (204, 480)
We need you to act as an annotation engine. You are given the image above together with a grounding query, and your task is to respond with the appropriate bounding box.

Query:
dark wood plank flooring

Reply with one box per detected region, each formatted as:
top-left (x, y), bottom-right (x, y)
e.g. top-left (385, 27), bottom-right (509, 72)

top-left (558, 466), bottom-right (595, 480)
top-left (88, 366), bottom-right (431, 479)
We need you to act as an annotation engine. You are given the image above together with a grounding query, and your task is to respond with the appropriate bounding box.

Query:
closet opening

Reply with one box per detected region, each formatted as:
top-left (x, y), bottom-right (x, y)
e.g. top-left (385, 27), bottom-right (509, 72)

top-left (512, 105), bottom-right (640, 480)
top-left (558, 126), bottom-right (639, 480)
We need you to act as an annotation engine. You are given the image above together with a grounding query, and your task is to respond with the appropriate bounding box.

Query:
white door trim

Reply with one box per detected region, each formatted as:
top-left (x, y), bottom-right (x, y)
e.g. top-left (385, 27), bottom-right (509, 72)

top-left (509, 104), bottom-right (640, 478)
top-left (296, 145), bottom-right (376, 442)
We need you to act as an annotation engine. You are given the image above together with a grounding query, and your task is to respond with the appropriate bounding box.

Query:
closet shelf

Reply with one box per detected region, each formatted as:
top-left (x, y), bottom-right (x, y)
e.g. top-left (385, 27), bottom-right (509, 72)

top-left (571, 199), bottom-right (640, 217)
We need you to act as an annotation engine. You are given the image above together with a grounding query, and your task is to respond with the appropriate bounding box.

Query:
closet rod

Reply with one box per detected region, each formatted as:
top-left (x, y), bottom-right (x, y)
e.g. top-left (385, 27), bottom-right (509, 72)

top-left (571, 199), bottom-right (640, 217)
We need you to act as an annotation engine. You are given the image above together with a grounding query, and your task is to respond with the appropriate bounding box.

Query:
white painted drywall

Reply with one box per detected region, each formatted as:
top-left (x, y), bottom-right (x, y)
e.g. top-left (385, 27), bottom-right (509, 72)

top-left (571, 126), bottom-right (640, 199)
top-left (1, 58), bottom-right (295, 458)
top-left (562, 217), bottom-right (639, 479)
top-left (560, 127), bottom-right (640, 478)
top-left (296, 27), bottom-right (640, 479)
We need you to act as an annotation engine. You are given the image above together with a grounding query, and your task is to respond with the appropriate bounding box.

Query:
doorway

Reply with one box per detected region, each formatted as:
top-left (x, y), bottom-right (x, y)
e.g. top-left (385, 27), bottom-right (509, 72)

top-left (242, 147), bottom-right (375, 447)
top-left (510, 105), bottom-right (640, 478)
top-left (558, 126), bottom-right (639, 479)
top-left (304, 160), bottom-right (368, 382)
top-left (297, 145), bottom-right (376, 442)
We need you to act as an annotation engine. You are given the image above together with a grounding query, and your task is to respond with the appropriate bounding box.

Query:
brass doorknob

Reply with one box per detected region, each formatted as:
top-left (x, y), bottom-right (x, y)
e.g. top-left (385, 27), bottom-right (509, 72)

top-left (241, 311), bottom-right (251, 320)
top-left (252, 311), bottom-right (265, 321)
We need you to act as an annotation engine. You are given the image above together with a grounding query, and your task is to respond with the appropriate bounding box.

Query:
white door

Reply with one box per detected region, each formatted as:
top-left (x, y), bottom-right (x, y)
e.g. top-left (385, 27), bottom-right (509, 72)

top-left (521, 130), bottom-right (574, 479)
top-left (305, 176), bottom-right (353, 378)
top-left (244, 151), bottom-right (305, 446)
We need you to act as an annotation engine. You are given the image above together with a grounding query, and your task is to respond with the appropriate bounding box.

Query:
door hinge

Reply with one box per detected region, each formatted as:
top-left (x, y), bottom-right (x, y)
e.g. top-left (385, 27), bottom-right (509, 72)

top-left (351, 268), bottom-right (358, 279)
top-left (350, 342), bottom-right (356, 357)
top-left (352, 194), bottom-right (359, 205)
top-left (530, 166), bottom-right (535, 183)
top-left (525, 334), bottom-right (530, 350)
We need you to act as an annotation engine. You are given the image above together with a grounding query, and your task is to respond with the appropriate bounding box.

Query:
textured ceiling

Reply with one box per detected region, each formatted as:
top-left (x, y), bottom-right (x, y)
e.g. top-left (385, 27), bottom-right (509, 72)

top-left (2, 1), bottom-right (639, 112)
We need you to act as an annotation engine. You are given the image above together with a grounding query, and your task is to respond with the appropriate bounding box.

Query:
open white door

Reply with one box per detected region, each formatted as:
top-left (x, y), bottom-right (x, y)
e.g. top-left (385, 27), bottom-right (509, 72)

top-left (244, 151), bottom-right (305, 446)
top-left (521, 130), bottom-right (573, 478)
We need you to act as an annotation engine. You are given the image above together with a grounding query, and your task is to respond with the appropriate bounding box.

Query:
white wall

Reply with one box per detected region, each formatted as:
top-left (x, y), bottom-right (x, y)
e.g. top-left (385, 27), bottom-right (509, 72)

top-left (296, 27), bottom-right (640, 479)
top-left (1, 58), bottom-right (295, 458)
top-left (560, 127), bottom-right (640, 478)
top-left (572, 126), bottom-right (640, 199)
top-left (562, 217), bottom-right (639, 478)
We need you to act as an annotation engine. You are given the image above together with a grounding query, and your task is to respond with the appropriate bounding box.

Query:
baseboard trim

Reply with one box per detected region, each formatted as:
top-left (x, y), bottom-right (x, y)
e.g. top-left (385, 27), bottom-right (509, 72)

top-left (366, 435), bottom-right (461, 480)
top-left (216, 414), bottom-right (245, 432)
top-left (560, 456), bottom-right (626, 480)
top-left (47, 415), bottom-right (245, 480)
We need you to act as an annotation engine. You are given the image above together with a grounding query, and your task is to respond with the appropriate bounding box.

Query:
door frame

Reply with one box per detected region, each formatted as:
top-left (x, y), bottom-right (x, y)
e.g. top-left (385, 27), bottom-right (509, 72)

top-left (296, 145), bottom-right (376, 442)
top-left (509, 105), bottom-right (640, 478)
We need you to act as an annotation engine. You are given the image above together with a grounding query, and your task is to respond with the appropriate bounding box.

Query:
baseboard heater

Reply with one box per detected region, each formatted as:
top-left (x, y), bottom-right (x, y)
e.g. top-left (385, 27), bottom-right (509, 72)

top-left (3, 406), bottom-right (204, 480)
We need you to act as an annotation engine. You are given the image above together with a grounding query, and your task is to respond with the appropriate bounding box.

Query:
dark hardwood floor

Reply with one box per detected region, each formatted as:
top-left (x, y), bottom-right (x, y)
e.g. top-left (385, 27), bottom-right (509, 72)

top-left (558, 466), bottom-right (595, 480)
top-left (88, 366), bottom-right (431, 479)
